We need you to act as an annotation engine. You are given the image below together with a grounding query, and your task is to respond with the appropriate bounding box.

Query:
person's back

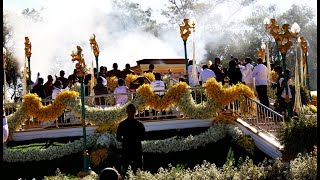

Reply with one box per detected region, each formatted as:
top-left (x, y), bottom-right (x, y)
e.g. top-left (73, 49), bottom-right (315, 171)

top-left (32, 78), bottom-right (46, 99)
top-left (226, 60), bottom-right (242, 85)
top-left (117, 104), bottom-right (146, 173)
top-left (150, 73), bottom-right (166, 96)
top-left (107, 63), bottom-right (121, 78)
top-left (56, 70), bottom-right (68, 89)
top-left (114, 78), bottom-right (129, 106)
top-left (121, 63), bottom-right (135, 79)
top-left (210, 58), bottom-right (224, 82)
top-left (44, 75), bottom-right (54, 98)
top-left (94, 77), bottom-right (108, 106)
top-left (199, 65), bottom-right (216, 85)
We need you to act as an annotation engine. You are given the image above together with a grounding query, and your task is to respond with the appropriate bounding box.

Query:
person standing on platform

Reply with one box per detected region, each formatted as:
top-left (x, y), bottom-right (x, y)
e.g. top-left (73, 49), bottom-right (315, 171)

top-left (44, 75), bottom-right (54, 99)
top-left (239, 57), bottom-right (254, 90)
top-left (107, 63), bottom-right (121, 78)
top-left (144, 64), bottom-right (156, 75)
top-left (199, 64), bottom-right (216, 85)
top-left (114, 78), bottom-right (129, 106)
top-left (31, 77), bottom-right (47, 99)
top-left (121, 63), bottom-right (135, 79)
top-left (225, 60), bottom-right (242, 86)
top-left (252, 58), bottom-right (269, 107)
top-left (55, 70), bottom-right (68, 89)
top-left (117, 104), bottom-right (146, 174)
top-left (187, 60), bottom-right (202, 86)
top-left (210, 57), bottom-right (224, 83)
top-left (93, 77), bottom-right (109, 107)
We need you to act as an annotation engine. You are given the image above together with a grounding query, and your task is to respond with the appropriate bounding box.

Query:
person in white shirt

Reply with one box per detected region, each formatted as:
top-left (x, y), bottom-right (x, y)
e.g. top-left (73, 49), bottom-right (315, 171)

top-left (3, 113), bottom-right (9, 143)
top-left (150, 73), bottom-right (166, 118)
top-left (150, 73), bottom-right (166, 96)
top-left (187, 60), bottom-right (203, 86)
top-left (199, 64), bottom-right (216, 85)
top-left (114, 78), bottom-right (129, 106)
top-left (252, 58), bottom-right (269, 107)
top-left (279, 69), bottom-right (294, 114)
top-left (239, 57), bottom-right (254, 90)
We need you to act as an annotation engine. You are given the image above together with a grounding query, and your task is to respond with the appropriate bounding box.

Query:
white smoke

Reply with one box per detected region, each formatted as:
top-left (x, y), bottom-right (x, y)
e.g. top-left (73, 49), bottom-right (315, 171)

top-left (4, 0), bottom-right (184, 81)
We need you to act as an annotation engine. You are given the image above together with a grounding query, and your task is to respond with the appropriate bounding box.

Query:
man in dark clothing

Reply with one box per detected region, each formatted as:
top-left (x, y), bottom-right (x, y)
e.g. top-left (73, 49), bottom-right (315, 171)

top-left (31, 77), bottom-right (46, 99)
top-left (56, 70), bottom-right (68, 89)
top-left (107, 63), bottom-right (121, 78)
top-left (93, 77), bottom-right (109, 106)
top-left (117, 104), bottom-right (146, 174)
top-left (225, 60), bottom-right (242, 85)
top-left (144, 64), bottom-right (155, 74)
top-left (210, 57), bottom-right (224, 83)
top-left (121, 63), bottom-right (135, 79)
top-left (44, 75), bottom-right (54, 99)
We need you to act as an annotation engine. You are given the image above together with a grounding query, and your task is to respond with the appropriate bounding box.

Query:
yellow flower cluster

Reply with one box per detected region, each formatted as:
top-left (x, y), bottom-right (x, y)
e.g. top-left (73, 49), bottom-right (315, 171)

top-left (143, 72), bottom-right (155, 82)
top-left (107, 76), bottom-right (119, 92)
top-left (136, 82), bottom-right (189, 111)
top-left (90, 147), bottom-right (108, 166)
top-left (125, 74), bottom-right (139, 87)
top-left (270, 70), bottom-right (278, 82)
top-left (214, 110), bottom-right (240, 124)
top-left (204, 78), bottom-right (255, 106)
top-left (95, 120), bottom-right (121, 134)
top-left (24, 91), bottom-right (79, 121)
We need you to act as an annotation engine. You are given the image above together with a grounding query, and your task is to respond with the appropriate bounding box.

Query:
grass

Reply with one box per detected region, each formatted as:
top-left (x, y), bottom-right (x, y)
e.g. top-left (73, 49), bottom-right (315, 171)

top-left (3, 127), bottom-right (270, 179)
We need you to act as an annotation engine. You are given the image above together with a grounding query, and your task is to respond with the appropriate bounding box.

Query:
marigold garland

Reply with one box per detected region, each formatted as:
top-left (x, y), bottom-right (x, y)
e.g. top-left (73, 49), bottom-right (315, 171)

top-left (106, 76), bottom-right (119, 92)
top-left (90, 147), bottom-right (108, 166)
top-left (125, 74), bottom-right (139, 87)
top-left (136, 82), bottom-right (189, 111)
top-left (143, 72), bottom-right (155, 82)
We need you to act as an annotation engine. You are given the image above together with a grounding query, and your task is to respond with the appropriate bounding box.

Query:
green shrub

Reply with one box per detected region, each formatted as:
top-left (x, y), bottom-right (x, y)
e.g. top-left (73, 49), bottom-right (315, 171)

top-left (279, 115), bottom-right (317, 155)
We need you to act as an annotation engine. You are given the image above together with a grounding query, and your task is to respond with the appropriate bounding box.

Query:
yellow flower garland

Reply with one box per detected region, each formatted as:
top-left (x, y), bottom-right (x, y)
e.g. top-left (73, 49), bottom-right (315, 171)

top-left (203, 78), bottom-right (255, 106)
top-left (143, 72), bottom-right (155, 82)
top-left (136, 82), bottom-right (189, 111)
top-left (125, 74), bottom-right (139, 87)
top-left (106, 76), bottom-right (119, 92)
top-left (24, 91), bottom-right (79, 121)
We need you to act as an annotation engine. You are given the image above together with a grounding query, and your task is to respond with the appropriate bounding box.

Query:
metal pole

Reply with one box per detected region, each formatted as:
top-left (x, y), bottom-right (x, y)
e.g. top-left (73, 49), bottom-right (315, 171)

top-left (184, 40), bottom-right (189, 84)
top-left (275, 41), bottom-right (281, 66)
top-left (80, 77), bottom-right (90, 172)
top-left (281, 53), bottom-right (291, 118)
top-left (95, 56), bottom-right (99, 78)
top-left (27, 57), bottom-right (31, 93)
top-left (305, 53), bottom-right (310, 90)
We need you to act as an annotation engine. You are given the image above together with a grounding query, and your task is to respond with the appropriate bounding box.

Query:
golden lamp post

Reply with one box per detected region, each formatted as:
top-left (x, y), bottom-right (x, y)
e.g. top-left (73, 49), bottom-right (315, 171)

top-left (3, 47), bottom-right (7, 102)
top-left (24, 37), bottom-right (32, 93)
top-left (89, 34), bottom-right (100, 78)
top-left (71, 45), bottom-right (94, 177)
top-left (179, 18), bottom-right (195, 85)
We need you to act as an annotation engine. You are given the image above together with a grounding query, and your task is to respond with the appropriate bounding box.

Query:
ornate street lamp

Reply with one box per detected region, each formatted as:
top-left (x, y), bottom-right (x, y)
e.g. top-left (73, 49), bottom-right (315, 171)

top-left (179, 18), bottom-right (195, 85)
top-left (24, 37), bottom-right (32, 93)
top-left (276, 23), bottom-right (298, 118)
top-left (71, 45), bottom-right (93, 177)
top-left (265, 18), bottom-right (281, 66)
top-left (89, 34), bottom-right (100, 78)
top-left (3, 47), bottom-right (7, 102)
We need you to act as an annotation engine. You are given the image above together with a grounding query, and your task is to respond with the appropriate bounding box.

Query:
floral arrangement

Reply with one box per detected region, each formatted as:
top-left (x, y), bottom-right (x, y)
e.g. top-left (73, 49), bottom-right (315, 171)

top-left (3, 134), bottom-right (99, 162)
top-left (125, 74), bottom-right (138, 86)
top-left (24, 91), bottom-right (79, 121)
top-left (214, 110), bottom-right (240, 124)
top-left (143, 72), bottom-right (155, 82)
top-left (136, 82), bottom-right (188, 111)
top-left (270, 70), bottom-right (278, 83)
top-left (6, 79), bottom-right (256, 138)
top-left (89, 147), bottom-right (108, 166)
top-left (4, 123), bottom-right (245, 163)
top-left (106, 76), bottom-right (119, 92)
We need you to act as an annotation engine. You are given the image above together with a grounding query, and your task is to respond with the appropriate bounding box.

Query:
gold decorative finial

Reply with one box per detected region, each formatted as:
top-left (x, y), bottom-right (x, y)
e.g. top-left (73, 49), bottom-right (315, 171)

top-left (24, 37), bottom-right (32, 58)
top-left (299, 37), bottom-right (308, 54)
top-left (71, 45), bottom-right (86, 77)
top-left (277, 24), bottom-right (293, 54)
top-left (179, 19), bottom-right (192, 41)
top-left (89, 34), bottom-right (100, 57)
